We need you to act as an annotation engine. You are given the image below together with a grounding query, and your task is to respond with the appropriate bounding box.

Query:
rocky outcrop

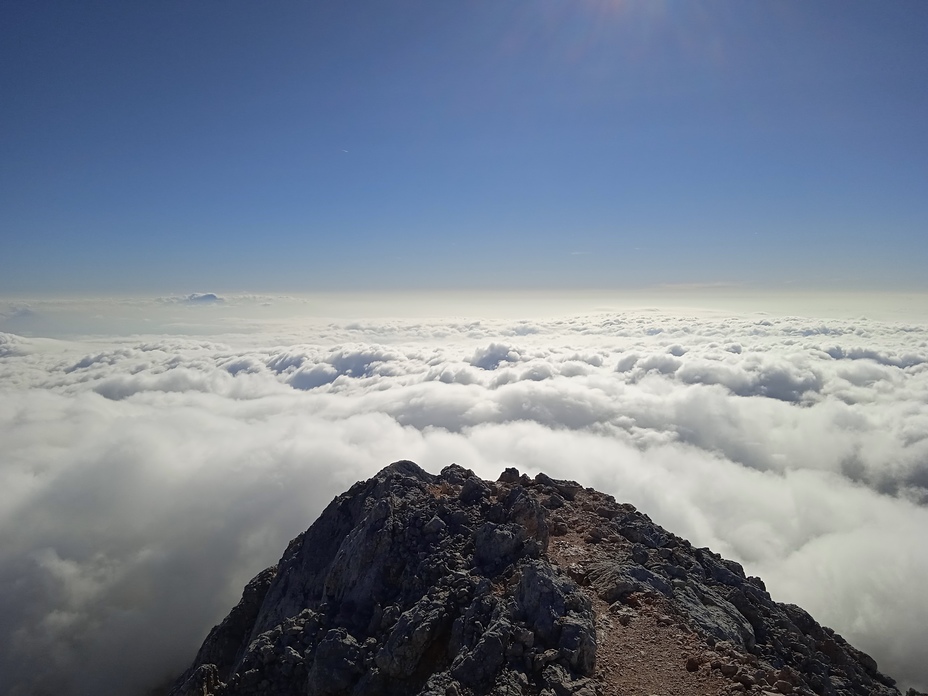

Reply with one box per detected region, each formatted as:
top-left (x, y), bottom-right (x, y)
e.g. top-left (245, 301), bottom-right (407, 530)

top-left (169, 461), bottom-right (902, 696)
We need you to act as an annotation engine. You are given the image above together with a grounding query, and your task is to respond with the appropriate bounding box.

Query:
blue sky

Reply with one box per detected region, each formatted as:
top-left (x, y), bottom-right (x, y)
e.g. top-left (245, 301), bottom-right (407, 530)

top-left (1, 0), bottom-right (926, 294)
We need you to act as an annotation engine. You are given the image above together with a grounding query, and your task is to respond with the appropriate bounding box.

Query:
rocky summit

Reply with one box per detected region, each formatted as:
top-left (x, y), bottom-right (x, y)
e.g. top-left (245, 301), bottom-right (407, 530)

top-left (168, 461), bottom-right (915, 696)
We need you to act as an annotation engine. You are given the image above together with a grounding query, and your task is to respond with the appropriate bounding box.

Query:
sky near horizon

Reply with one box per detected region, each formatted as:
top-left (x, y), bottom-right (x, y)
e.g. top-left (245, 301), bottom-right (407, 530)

top-left (2, 0), bottom-right (927, 294)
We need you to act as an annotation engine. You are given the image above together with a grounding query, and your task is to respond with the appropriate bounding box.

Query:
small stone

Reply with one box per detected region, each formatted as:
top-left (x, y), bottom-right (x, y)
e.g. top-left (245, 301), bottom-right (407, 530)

top-left (544, 494), bottom-right (566, 509)
top-left (459, 477), bottom-right (489, 504)
top-left (595, 506), bottom-right (618, 519)
top-left (609, 605), bottom-right (637, 626)
top-left (498, 467), bottom-right (520, 483)
top-left (423, 515), bottom-right (447, 535)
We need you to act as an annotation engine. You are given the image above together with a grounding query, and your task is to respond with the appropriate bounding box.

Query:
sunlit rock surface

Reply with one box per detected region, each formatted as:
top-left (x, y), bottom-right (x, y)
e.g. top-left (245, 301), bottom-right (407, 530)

top-left (169, 461), bottom-right (903, 696)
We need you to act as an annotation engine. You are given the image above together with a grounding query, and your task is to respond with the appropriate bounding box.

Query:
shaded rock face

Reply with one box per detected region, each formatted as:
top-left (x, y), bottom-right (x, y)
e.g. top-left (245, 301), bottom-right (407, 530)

top-left (170, 462), bottom-right (900, 696)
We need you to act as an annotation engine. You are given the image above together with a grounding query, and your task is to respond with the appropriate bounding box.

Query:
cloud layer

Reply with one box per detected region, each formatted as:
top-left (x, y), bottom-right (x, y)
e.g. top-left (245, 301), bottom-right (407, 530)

top-left (2, 303), bottom-right (928, 694)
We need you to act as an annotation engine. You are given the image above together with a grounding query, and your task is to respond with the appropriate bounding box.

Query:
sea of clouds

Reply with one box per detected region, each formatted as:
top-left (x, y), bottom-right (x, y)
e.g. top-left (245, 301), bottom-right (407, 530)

top-left (2, 294), bottom-right (927, 694)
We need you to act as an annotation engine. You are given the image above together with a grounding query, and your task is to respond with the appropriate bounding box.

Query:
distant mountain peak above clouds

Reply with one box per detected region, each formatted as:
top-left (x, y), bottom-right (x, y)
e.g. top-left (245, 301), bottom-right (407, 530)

top-left (180, 293), bottom-right (225, 304)
top-left (166, 461), bottom-right (915, 696)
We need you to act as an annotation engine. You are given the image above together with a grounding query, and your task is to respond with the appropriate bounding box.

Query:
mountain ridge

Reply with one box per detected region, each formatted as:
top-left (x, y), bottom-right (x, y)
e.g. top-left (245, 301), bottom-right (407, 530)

top-left (168, 461), bottom-right (919, 696)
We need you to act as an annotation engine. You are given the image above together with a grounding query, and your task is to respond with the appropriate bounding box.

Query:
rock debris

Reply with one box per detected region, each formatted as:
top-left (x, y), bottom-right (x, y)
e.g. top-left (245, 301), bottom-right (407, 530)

top-left (169, 461), bottom-right (910, 696)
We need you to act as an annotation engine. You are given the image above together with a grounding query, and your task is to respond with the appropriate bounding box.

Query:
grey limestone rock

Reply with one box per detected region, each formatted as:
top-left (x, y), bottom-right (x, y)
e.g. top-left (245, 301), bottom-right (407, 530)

top-left (172, 664), bottom-right (223, 696)
top-left (168, 461), bottom-right (905, 696)
top-left (307, 628), bottom-right (363, 695)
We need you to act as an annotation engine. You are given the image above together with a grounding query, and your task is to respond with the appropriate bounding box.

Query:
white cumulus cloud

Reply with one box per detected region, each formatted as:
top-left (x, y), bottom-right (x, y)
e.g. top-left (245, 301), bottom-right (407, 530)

top-left (1, 297), bottom-right (928, 694)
